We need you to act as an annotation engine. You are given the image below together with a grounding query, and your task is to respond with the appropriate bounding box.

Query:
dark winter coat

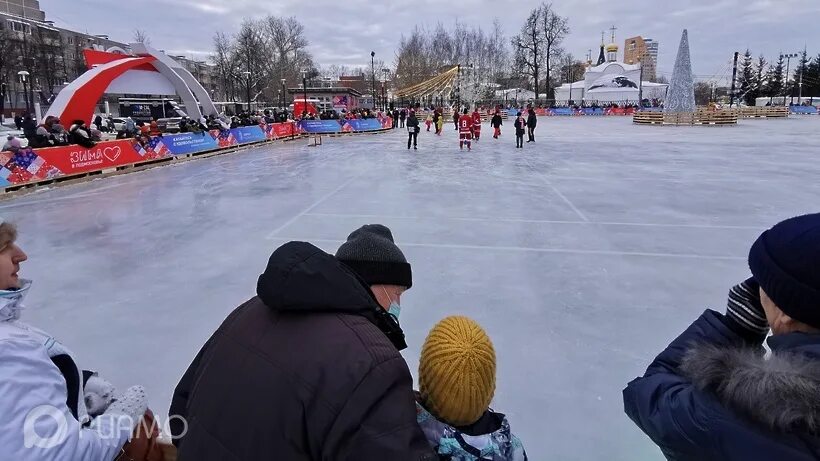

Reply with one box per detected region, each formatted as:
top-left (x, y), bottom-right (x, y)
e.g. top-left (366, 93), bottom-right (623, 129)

top-left (623, 309), bottom-right (820, 461)
top-left (491, 114), bottom-right (503, 128)
top-left (170, 241), bottom-right (436, 461)
top-left (513, 117), bottom-right (526, 135)
top-left (526, 111), bottom-right (537, 128)
top-left (407, 115), bottom-right (420, 133)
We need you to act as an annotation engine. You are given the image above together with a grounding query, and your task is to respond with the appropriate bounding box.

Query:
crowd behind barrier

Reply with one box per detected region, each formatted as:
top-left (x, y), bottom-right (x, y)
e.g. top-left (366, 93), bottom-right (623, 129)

top-left (0, 110), bottom-right (394, 190)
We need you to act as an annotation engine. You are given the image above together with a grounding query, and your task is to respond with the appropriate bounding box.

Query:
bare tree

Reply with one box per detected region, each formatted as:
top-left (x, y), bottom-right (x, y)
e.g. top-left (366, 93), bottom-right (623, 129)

top-left (211, 31), bottom-right (237, 101)
top-left (512, 8), bottom-right (543, 98)
top-left (133, 29), bottom-right (152, 46)
top-left (0, 27), bottom-right (13, 118)
top-left (540, 3), bottom-right (569, 99)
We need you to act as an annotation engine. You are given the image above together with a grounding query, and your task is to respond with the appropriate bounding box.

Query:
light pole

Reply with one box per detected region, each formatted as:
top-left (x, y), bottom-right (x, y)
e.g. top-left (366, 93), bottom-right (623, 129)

top-left (280, 78), bottom-right (287, 109)
top-left (301, 69), bottom-right (308, 118)
top-left (241, 70), bottom-right (251, 114)
top-left (381, 68), bottom-right (390, 112)
top-left (17, 71), bottom-right (30, 115)
top-left (780, 53), bottom-right (798, 105)
top-left (370, 51), bottom-right (376, 110)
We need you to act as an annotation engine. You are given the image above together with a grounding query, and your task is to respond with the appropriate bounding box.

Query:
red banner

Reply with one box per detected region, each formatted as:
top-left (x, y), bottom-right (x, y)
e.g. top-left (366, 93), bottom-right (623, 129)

top-left (267, 122), bottom-right (296, 139)
top-left (38, 140), bottom-right (153, 174)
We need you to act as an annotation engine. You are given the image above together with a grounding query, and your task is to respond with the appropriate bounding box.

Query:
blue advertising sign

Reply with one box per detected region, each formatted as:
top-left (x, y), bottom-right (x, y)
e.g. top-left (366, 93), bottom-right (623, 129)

top-left (581, 108), bottom-right (605, 116)
top-left (232, 126), bottom-right (268, 144)
top-left (162, 132), bottom-right (219, 156)
top-left (790, 106), bottom-right (818, 115)
top-left (343, 119), bottom-right (383, 131)
top-left (298, 120), bottom-right (342, 134)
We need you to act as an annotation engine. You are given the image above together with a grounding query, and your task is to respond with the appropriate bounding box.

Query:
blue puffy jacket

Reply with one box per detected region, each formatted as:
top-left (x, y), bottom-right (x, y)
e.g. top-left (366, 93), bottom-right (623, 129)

top-left (623, 310), bottom-right (820, 461)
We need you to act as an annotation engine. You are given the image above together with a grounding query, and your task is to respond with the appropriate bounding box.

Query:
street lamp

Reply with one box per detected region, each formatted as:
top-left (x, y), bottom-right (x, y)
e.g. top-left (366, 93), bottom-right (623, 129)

top-left (370, 51), bottom-right (376, 110)
top-left (381, 68), bottom-right (390, 112)
top-left (780, 53), bottom-right (798, 105)
top-left (241, 70), bottom-right (251, 114)
top-left (280, 78), bottom-right (287, 109)
top-left (17, 71), bottom-right (30, 115)
top-left (301, 69), bottom-right (308, 118)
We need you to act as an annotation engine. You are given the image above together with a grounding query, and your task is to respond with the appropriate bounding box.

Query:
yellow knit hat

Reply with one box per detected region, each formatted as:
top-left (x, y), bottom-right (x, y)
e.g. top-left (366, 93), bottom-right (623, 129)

top-left (418, 316), bottom-right (496, 426)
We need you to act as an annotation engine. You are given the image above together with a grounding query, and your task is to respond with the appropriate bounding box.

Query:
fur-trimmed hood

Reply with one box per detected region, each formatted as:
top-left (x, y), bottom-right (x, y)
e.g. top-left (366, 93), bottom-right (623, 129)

top-left (680, 339), bottom-right (820, 434)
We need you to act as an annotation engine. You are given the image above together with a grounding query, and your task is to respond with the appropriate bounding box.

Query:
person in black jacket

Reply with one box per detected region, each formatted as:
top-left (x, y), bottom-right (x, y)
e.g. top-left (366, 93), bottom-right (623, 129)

top-left (526, 108), bottom-right (537, 142)
top-left (399, 108), bottom-right (407, 128)
top-left (513, 112), bottom-right (526, 148)
top-left (406, 110), bottom-right (420, 150)
top-left (68, 120), bottom-right (96, 148)
top-left (170, 225), bottom-right (436, 461)
top-left (624, 213), bottom-right (820, 461)
top-left (491, 111), bottom-right (503, 139)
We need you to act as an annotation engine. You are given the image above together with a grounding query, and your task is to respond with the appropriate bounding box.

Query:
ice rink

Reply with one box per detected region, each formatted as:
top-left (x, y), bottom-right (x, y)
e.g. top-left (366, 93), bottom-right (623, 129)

top-left (3, 116), bottom-right (818, 460)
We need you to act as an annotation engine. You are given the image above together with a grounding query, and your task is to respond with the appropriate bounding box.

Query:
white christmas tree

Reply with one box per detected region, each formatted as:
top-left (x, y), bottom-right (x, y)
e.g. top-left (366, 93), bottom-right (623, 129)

top-left (664, 29), bottom-right (696, 113)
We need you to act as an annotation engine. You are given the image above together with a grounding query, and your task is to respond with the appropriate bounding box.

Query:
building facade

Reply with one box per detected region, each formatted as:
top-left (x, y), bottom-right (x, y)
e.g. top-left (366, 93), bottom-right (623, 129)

top-left (1, 2), bottom-right (215, 118)
top-left (624, 36), bottom-right (658, 82)
top-left (0, 0), bottom-right (44, 20)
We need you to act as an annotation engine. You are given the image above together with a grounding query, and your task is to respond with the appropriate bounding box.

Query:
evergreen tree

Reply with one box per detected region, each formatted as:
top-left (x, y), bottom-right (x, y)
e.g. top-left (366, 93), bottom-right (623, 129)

top-left (764, 54), bottom-right (785, 98)
top-left (753, 55), bottom-right (767, 103)
top-left (804, 53), bottom-right (820, 97)
top-left (739, 49), bottom-right (756, 105)
top-left (791, 49), bottom-right (809, 100)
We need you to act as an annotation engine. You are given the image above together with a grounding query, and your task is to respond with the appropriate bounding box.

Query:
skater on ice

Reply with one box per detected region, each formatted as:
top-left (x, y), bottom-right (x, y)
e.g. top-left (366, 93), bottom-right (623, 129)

top-left (624, 213), bottom-right (820, 461)
top-left (458, 109), bottom-right (474, 151)
top-left (0, 220), bottom-right (161, 461)
top-left (407, 110), bottom-right (420, 150)
top-left (425, 112), bottom-right (433, 132)
top-left (526, 108), bottom-right (537, 143)
top-left (170, 225), bottom-right (436, 460)
top-left (514, 112), bottom-right (526, 148)
top-left (491, 111), bottom-right (503, 139)
top-left (471, 108), bottom-right (482, 142)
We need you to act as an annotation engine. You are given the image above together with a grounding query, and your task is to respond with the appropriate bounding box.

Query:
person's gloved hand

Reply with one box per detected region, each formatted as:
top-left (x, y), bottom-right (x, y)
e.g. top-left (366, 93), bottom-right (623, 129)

top-left (725, 277), bottom-right (770, 342)
top-left (84, 374), bottom-right (116, 417)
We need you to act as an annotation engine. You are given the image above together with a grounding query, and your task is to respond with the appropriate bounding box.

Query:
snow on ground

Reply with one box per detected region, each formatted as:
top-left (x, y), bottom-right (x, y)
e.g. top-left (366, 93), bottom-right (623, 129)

top-left (2, 116), bottom-right (818, 460)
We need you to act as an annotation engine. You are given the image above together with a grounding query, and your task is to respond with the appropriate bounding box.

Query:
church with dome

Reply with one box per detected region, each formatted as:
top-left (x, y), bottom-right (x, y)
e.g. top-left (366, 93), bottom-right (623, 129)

top-left (554, 28), bottom-right (668, 104)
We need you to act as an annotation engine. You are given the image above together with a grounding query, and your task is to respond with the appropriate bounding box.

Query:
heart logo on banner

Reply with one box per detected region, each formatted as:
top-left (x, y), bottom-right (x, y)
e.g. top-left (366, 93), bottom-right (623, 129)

top-left (103, 146), bottom-right (121, 162)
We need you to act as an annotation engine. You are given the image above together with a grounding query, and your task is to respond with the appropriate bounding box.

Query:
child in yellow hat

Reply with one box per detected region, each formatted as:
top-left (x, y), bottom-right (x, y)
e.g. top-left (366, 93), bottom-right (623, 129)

top-left (417, 316), bottom-right (528, 460)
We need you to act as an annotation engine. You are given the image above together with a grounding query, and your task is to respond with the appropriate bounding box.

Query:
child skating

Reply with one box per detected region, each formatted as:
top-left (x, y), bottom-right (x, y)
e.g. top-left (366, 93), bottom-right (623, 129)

top-left (471, 108), bottom-right (482, 142)
top-left (514, 112), bottom-right (525, 148)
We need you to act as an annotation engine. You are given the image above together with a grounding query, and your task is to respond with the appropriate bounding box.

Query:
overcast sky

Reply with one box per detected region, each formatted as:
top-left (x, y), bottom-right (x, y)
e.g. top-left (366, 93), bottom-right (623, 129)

top-left (41, 0), bottom-right (820, 84)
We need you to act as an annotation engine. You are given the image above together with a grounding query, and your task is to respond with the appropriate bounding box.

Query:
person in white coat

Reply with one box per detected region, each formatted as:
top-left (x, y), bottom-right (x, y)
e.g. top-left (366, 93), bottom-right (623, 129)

top-left (0, 219), bottom-right (153, 460)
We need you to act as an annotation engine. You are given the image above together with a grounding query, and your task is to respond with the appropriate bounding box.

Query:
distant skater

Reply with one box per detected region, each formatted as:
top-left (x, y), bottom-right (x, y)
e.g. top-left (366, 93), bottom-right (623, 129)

top-left (491, 111), bottom-right (503, 139)
top-left (514, 112), bottom-right (525, 148)
top-left (527, 108), bottom-right (537, 143)
top-left (471, 108), bottom-right (482, 142)
top-left (406, 110), bottom-right (419, 150)
top-left (458, 109), bottom-right (473, 151)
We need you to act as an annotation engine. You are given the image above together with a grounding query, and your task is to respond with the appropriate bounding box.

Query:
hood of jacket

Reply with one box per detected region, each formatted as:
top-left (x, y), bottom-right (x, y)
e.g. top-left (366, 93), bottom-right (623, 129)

top-left (257, 241), bottom-right (380, 315)
top-left (0, 279), bottom-right (32, 322)
top-left (680, 335), bottom-right (820, 435)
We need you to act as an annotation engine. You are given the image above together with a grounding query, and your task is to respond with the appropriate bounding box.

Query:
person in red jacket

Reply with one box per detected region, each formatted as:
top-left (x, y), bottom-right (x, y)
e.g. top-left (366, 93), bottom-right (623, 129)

top-left (471, 109), bottom-right (482, 142)
top-left (458, 109), bottom-right (473, 151)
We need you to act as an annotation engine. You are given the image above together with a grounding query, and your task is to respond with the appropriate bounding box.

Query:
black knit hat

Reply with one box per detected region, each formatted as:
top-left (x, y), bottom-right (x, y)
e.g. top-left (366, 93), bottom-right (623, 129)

top-left (748, 213), bottom-right (820, 329)
top-left (335, 224), bottom-right (412, 288)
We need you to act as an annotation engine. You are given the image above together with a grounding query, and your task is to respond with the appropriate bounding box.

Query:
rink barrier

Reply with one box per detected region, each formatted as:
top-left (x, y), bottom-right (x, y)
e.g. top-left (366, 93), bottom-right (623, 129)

top-left (789, 106), bottom-right (818, 115)
top-left (503, 107), bottom-right (636, 117)
top-left (737, 107), bottom-right (790, 119)
top-left (633, 110), bottom-right (738, 126)
top-left (0, 120), bottom-right (392, 195)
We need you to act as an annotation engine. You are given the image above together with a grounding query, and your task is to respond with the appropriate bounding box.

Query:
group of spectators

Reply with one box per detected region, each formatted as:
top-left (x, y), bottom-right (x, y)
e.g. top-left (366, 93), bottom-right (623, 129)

top-left (8, 113), bottom-right (97, 151)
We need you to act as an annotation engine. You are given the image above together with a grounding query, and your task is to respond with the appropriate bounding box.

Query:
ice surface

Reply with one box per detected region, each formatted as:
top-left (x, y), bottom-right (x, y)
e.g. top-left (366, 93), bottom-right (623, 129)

top-left (3, 117), bottom-right (819, 460)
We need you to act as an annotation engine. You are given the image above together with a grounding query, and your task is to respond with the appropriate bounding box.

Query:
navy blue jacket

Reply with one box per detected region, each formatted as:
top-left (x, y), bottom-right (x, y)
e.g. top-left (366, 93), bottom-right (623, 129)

top-left (624, 310), bottom-right (820, 461)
